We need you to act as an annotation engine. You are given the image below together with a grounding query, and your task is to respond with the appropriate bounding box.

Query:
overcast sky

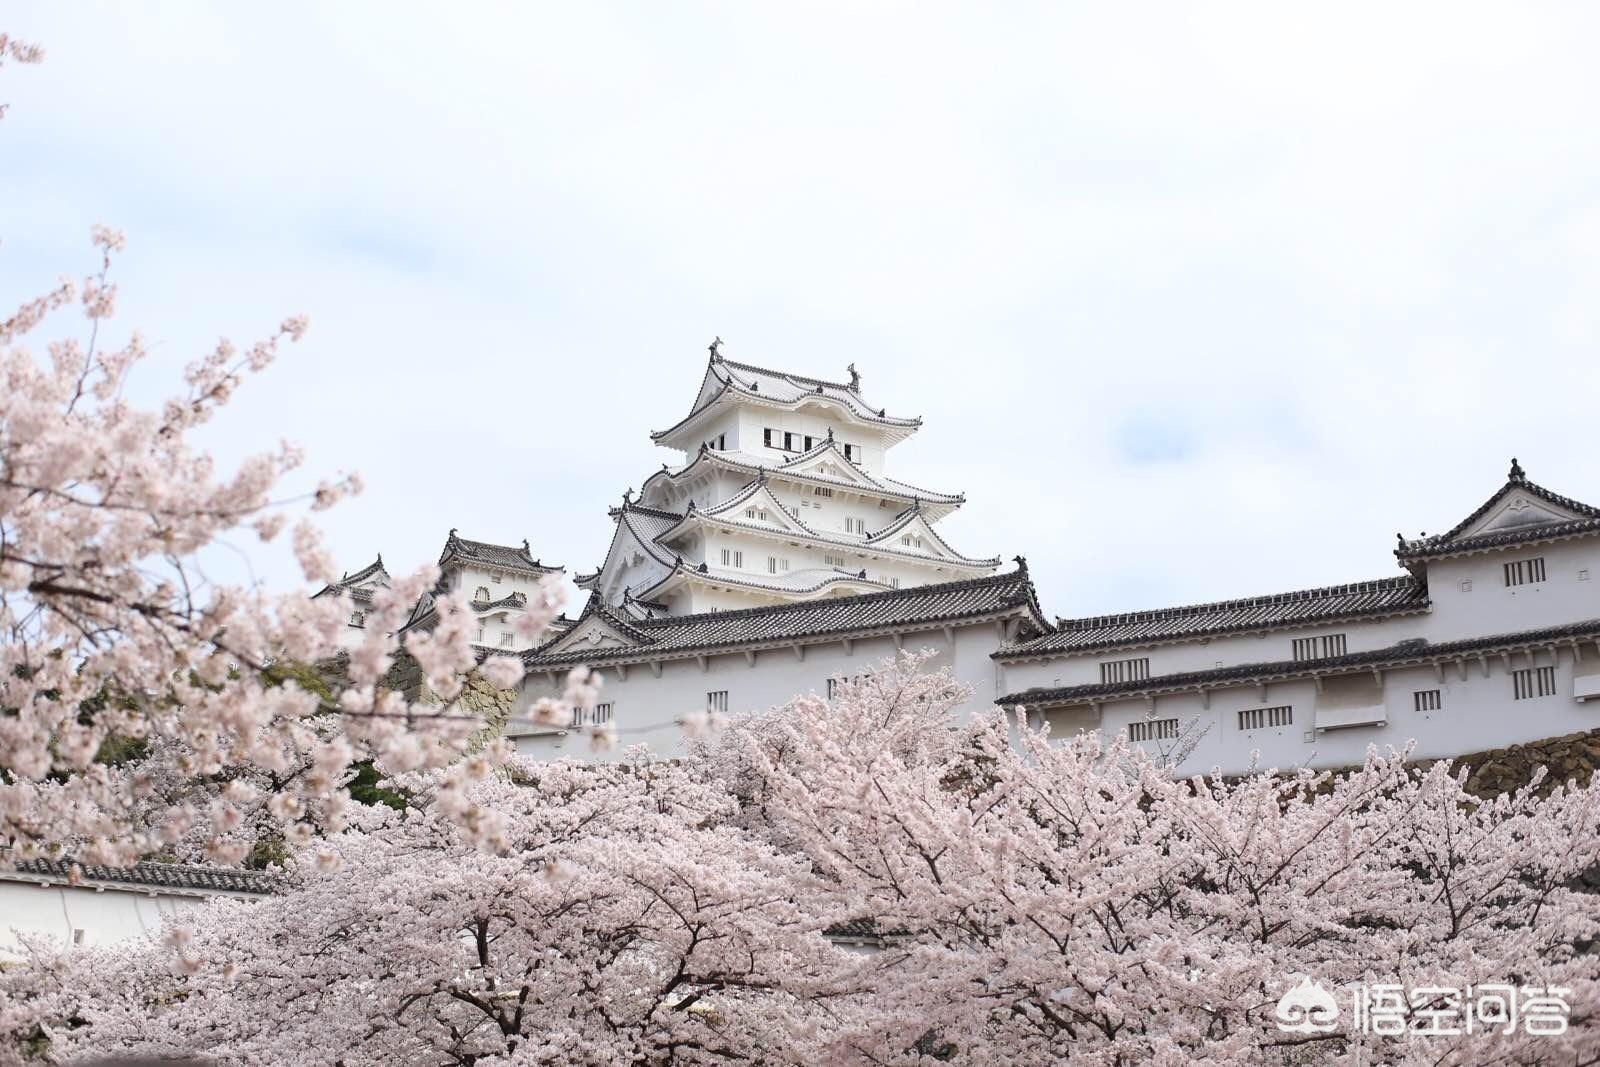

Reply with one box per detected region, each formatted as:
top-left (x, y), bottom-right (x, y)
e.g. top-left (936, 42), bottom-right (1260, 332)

top-left (5, 4), bottom-right (1600, 620)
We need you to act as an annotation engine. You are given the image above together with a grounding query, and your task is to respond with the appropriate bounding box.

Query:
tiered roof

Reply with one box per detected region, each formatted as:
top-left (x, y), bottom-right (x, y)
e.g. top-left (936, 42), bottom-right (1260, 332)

top-left (311, 556), bottom-right (390, 604)
top-left (639, 437), bottom-right (964, 518)
top-left (998, 576), bottom-right (1429, 660)
top-left (1395, 459), bottom-right (1600, 563)
top-left (658, 479), bottom-right (998, 571)
top-left (526, 565), bottom-right (1047, 669)
top-left (651, 350), bottom-right (923, 449)
top-left (438, 530), bottom-right (562, 577)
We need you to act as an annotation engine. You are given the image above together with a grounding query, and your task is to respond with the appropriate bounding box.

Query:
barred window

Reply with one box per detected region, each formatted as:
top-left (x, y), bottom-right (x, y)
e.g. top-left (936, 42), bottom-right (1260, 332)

top-left (499, 633), bottom-right (513, 647)
top-left (826, 678), bottom-right (838, 700)
top-left (1504, 557), bottom-right (1546, 586)
top-left (768, 556), bottom-right (790, 574)
top-left (1413, 689), bottom-right (1442, 712)
top-left (1128, 718), bottom-right (1179, 743)
top-left (592, 703), bottom-right (612, 724)
top-left (706, 690), bottom-right (729, 713)
top-left (1512, 666), bottom-right (1556, 700)
top-left (888, 577), bottom-right (900, 588)
top-left (825, 554), bottom-right (846, 567)
top-left (570, 706), bottom-right (586, 728)
top-left (1099, 657), bottom-right (1151, 685)
top-left (1238, 705), bottom-right (1294, 731)
top-left (814, 486), bottom-right (834, 498)
top-left (720, 549), bottom-right (743, 568)
top-left (1292, 634), bottom-right (1347, 661)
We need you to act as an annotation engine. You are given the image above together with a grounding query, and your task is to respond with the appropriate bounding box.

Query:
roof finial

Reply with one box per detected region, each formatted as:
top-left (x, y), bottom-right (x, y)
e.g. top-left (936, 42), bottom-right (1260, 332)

top-left (449, 528), bottom-right (457, 538)
top-left (623, 487), bottom-right (633, 504)
top-left (1014, 555), bottom-right (1028, 574)
top-left (700, 441), bottom-right (709, 453)
top-left (826, 426), bottom-right (834, 441)
top-left (708, 336), bottom-right (723, 361)
top-left (1396, 532), bottom-right (1406, 548)
top-left (375, 553), bottom-right (383, 565)
top-left (1509, 456), bottom-right (1525, 481)
top-left (756, 469), bottom-right (768, 485)
top-left (847, 362), bottom-right (860, 391)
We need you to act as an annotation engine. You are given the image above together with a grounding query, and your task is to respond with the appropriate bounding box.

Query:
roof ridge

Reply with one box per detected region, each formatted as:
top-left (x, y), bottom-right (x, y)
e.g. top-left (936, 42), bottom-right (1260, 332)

top-left (1055, 576), bottom-right (1420, 631)
top-left (721, 357), bottom-right (855, 394)
top-left (632, 566), bottom-right (1029, 629)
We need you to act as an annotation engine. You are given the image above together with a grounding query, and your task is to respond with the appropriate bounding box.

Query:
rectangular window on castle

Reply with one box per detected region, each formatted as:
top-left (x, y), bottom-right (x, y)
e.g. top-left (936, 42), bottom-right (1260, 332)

top-left (1128, 718), bottom-right (1179, 743)
top-left (1512, 665), bottom-right (1556, 700)
top-left (814, 486), bottom-right (833, 498)
top-left (1504, 557), bottom-right (1546, 586)
top-left (707, 690), bottom-right (729, 714)
top-left (569, 706), bottom-right (586, 728)
top-left (499, 633), bottom-right (513, 647)
top-left (720, 549), bottom-right (743, 568)
top-left (888, 577), bottom-right (900, 588)
top-left (1099, 657), bottom-right (1151, 685)
top-left (1413, 689), bottom-right (1442, 712)
top-left (783, 432), bottom-right (796, 451)
top-left (843, 444), bottom-right (856, 461)
top-left (826, 678), bottom-right (838, 700)
top-left (763, 428), bottom-right (774, 448)
top-left (767, 556), bottom-right (790, 574)
top-left (592, 703), bottom-right (612, 724)
top-left (1238, 705), bottom-right (1294, 731)
top-left (825, 554), bottom-right (846, 567)
top-left (804, 435), bottom-right (814, 451)
top-left (1292, 634), bottom-right (1347, 661)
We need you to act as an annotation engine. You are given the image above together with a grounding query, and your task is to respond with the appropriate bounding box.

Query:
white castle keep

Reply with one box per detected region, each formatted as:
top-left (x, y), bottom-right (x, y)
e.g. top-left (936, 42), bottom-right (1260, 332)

top-left (334, 345), bottom-right (1600, 773)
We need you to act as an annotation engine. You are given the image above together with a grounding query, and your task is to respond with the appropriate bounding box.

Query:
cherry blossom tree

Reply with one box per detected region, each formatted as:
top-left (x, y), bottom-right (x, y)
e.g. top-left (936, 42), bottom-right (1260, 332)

top-left (0, 36), bottom-right (578, 867)
top-left (706, 655), bottom-right (1600, 1065)
top-left (35, 757), bottom-right (868, 1067)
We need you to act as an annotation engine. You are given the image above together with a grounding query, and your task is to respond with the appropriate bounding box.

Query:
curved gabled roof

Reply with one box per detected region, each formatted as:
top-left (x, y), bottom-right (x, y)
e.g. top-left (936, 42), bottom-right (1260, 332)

top-left (1396, 459), bottom-right (1600, 562)
top-left (438, 530), bottom-right (562, 577)
top-left (636, 561), bottom-right (896, 605)
top-left (655, 477), bottom-right (999, 572)
top-left (639, 441), bottom-right (964, 519)
top-left (650, 354), bottom-right (922, 447)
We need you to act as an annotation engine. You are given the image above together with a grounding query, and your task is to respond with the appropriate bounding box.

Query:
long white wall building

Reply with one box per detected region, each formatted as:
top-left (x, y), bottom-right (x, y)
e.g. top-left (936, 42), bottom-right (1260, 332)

top-left (997, 459), bottom-right (1600, 775)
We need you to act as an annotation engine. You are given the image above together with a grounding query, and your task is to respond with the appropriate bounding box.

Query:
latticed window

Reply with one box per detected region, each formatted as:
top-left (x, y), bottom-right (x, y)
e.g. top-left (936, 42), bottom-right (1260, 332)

top-left (592, 703), bottom-right (612, 724)
top-left (474, 586), bottom-right (490, 602)
top-left (1099, 657), bottom-right (1150, 684)
top-left (706, 691), bottom-right (729, 713)
top-left (1413, 689), bottom-right (1442, 712)
top-left (1128, 718), bottom-right (1179, 742)
top-left (569, 706), bottom-right (586, 728)
top-left (1512, 665), bottom-right (1556, 700)
top-left (1504, 557), bottom-right (1546, 586)
top-left (1292, 634), bottom-right (1347, 661)
top-left (1238, 705), bottom-right (1293, 731)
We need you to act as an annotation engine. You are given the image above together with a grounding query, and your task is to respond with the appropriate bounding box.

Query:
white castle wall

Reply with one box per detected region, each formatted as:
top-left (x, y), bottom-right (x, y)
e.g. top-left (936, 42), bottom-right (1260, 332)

top-left (512, 620), bottom-right (1015, 761)
top-left (999, 537), bottom-right (1600, 777)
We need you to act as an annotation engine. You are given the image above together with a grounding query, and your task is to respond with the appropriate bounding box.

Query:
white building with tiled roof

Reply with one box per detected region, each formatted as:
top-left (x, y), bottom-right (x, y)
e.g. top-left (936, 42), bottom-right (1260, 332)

top-left (515, 343), bottom-right (1034, 756)
top-left (996, 460), bottom-right (1600, 776)
top-left (574, 344), bottom-right (1000, 617)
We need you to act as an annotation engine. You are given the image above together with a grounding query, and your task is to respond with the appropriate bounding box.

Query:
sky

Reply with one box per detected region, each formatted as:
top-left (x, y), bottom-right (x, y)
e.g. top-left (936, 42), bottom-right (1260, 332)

top-left (4, 3), bottom-right (1600, 621)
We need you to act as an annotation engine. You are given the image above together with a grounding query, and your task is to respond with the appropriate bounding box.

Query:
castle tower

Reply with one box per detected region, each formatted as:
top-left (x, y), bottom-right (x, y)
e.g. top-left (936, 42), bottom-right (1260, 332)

top-left (574, 345), bottom-right (999, 618)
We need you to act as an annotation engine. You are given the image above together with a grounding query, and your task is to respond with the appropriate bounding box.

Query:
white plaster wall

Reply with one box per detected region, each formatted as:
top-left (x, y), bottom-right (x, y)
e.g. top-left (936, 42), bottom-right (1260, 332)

top-left (1002, 540), bottom-right (1600, 694)
top-left (514, 621), bottom-right (1012, 761)
top-left (1422, 542), bottom-right (1600, 641)
top-left (0, 882), bottom-right (216, 958)
top-left (1038, 645), bottom-right (1600, 777)
top-left (729, 407), bottom-right (889, 474)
